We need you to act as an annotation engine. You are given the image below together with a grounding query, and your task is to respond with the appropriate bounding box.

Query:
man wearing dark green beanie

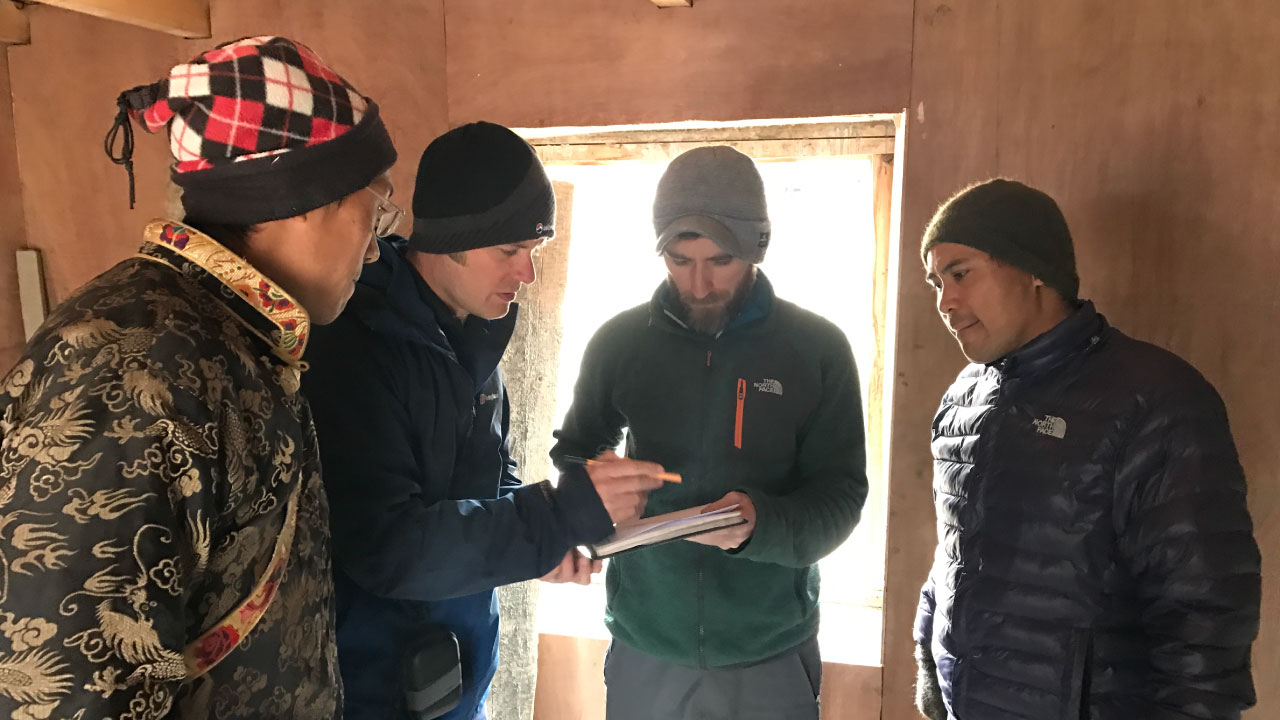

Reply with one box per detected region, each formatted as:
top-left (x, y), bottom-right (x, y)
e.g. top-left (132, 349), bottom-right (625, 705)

top-left (913, 179), bottom-right (1259, 720)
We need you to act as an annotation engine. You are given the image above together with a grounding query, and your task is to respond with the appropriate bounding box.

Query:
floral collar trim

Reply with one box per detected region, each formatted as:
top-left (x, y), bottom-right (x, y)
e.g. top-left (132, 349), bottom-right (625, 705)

top-left (141, 220), bottom-right (311, 364)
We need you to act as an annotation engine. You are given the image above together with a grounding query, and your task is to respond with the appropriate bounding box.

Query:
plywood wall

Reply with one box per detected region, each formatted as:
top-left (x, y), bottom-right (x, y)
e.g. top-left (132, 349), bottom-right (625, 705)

top-left (532, 635), bottom-right (883, 720)
top-left (0, 52), bottom-right (26, 370)
top-left (5, 0), bottom-right (448, 307)
top-left (443, 0), bottom-right (914, 128)
top-left (882, 2), bottom-right (1280, 719)
top-left (7, 7), bottom-right (186, 306)
top-left (1, 1), bottom-right (1275, 718)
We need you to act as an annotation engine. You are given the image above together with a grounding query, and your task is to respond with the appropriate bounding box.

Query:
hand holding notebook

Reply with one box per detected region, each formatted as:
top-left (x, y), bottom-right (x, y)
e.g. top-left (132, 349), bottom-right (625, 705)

top-left (540, 548), bottom-right (601, 585)
top-left (682, 490), bottom-right (757, 551)
top-left (585, 501), bottom-right (749, 559)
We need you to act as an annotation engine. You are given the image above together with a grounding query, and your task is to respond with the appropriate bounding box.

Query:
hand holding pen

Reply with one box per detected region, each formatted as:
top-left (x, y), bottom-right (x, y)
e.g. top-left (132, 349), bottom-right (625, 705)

top-left (564, 450), bottom-right (676, 523)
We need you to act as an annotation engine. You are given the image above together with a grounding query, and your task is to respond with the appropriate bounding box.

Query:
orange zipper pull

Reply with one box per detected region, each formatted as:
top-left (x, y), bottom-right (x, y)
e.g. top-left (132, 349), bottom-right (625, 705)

top-left (734, 378), bottom-right (746, 449)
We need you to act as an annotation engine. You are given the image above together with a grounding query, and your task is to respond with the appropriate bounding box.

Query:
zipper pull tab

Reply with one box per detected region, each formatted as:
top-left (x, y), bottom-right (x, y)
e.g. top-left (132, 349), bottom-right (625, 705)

top-left (706, 350), bottom-right (712, 367)
top-left (734, 378), bottom-right (746, 449)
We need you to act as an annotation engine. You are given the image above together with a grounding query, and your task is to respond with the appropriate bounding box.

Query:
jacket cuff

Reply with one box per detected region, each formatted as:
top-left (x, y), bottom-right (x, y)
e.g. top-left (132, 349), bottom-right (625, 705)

top-left (727, 488), bottom-right (771, 560)
top-left (551, 465), bottom-right (615, 544)
top-left (915, 643), bottom-right (947, 720)
top-left (914, 582), bottom-right (936, 645)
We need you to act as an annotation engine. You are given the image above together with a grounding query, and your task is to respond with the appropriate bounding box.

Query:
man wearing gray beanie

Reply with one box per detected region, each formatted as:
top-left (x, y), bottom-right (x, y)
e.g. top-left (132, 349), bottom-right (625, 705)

top-left (551, 145), bottom-right (869, 719)
top-left (914, 179), bottom-right (1259, 720)
top-left (304, 122), bottom-right (667, 720)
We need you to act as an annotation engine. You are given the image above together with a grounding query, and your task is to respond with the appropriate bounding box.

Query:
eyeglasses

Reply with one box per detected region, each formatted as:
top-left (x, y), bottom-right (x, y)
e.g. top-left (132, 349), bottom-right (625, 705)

top-left (366, 186), bottom-right (405, 239)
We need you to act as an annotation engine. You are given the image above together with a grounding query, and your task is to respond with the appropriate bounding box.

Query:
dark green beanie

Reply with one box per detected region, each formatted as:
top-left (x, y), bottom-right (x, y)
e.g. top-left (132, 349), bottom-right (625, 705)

top-left (921, 178), bottom-right (1079, 302)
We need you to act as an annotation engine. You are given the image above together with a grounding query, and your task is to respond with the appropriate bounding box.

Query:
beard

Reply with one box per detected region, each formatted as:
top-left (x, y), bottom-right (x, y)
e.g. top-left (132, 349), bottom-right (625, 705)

top-left (668, 270), bottom-right (757, 336)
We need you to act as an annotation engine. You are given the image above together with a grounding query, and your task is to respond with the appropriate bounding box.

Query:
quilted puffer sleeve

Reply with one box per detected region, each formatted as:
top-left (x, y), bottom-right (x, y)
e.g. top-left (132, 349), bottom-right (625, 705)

top-left (1114, 375), bottom-right (1260, 719)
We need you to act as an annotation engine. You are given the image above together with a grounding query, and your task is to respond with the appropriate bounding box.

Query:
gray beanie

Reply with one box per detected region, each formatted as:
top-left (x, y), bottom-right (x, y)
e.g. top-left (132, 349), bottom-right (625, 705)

top-left (921, 178), bottom-right (1079, 302)
top-left (653, 146), bottom-right (771, 263)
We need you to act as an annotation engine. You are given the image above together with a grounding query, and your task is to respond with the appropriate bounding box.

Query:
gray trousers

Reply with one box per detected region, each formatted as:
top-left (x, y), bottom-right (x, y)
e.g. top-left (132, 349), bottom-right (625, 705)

top-left (603, 635), bottom-right (822, 720)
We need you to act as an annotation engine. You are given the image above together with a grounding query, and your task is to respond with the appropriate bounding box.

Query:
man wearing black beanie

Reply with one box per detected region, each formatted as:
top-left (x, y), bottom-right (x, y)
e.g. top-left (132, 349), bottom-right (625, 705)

top-left (913, 179), bottom-right (1259, 720)
top-left (304, 122), bottom-right (667, 720)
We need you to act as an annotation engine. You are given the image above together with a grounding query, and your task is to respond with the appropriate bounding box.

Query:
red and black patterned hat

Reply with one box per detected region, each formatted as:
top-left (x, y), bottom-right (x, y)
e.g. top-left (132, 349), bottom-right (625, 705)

top-left (106, 35), bottom-right (397, 225)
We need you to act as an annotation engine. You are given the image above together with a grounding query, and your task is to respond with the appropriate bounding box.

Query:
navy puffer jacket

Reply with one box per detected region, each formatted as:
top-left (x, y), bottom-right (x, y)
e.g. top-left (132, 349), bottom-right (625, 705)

top-left (914, 302), bottom-right (1260, 720)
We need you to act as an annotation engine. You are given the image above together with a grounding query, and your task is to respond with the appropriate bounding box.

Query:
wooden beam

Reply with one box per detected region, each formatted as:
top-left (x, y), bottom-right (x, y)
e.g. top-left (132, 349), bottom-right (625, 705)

top-left (525, 119), bottom-right (899, 147)
top-left (526, 118), bottom-right (899, 164)
top-left (33, 0), bottom-right (209, 38)
top-left (16, 250), bottom-right (48, 340)
top-left (0, 1), bottom-right (30, 45)
top-left (535, 136), bottom-right (896, 165)
top-left (651, 0), bottom-right (692, 7)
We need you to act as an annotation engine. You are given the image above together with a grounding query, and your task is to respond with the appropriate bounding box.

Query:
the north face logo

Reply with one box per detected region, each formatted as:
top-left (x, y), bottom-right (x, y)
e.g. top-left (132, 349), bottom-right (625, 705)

top-left (478, 392), bottom-right (500, 405)
top-left (1033, 414), bottom-right (1067, 439)
top-left (753, 379), bottom-right (783, 396)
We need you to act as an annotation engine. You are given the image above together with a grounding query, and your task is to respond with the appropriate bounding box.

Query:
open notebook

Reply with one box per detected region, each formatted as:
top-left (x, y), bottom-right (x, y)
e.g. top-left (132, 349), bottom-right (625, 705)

top-left (585, 504), bottom-right (747, 559)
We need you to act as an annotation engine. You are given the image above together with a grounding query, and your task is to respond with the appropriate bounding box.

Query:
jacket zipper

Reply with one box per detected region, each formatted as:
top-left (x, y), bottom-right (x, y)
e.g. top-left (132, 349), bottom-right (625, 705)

top-left (696, 558), bottom-right (706, 668)
top-left (957, 373), bottom-right (1009, 647)
top-left (695, 347), bottom-right (715, 667)
top-left (734, 378), bottom-right (746, 449)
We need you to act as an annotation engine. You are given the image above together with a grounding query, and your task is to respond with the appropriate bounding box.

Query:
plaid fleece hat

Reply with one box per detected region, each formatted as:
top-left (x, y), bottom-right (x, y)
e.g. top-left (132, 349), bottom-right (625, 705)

top-left (921, 178), bottom-right (1079, 302)
top-left (106, 36), bottom-right (397, 225)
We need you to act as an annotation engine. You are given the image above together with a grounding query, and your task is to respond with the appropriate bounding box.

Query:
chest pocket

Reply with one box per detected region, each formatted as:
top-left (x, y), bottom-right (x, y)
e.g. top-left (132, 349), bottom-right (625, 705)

top-left (452, 374), bottom-right (507, 500)
top-left (731, 374), bottom-right (812, 488)
top-left (1002, 402), bottom-right (1122, 498)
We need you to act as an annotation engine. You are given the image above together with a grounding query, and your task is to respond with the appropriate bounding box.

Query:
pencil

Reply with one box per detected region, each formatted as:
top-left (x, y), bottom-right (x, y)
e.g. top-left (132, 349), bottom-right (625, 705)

top-left (561, 455), bottom-right (682, 483)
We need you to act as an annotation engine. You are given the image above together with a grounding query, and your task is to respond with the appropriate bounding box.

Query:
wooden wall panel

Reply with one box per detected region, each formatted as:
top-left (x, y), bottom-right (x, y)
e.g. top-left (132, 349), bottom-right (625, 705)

top-left (7, 6), bottom-right (184, 307)
top-left (995, 6), bottom-right (1279, 718)
top-left (443, 0), bottom-right (913, 128)
top-left (5, 1), bottom-right (1277, 717)
top-left (884, 2), bottom-right (1280, 719)
top-left (531, 634), bottom-right (884, 720)
top-left (7, 0), bottom-right (447, 308)
top-left (532, 635), bottom-right (607, 720)
top-left (820, 662), bottom-right (883, 719)
top-left (208, 0), bottom-right (449, 213)
top-left (881, 4), bottom-right (1002, 718)
top-left (0, 51), bottom-right (27, 370)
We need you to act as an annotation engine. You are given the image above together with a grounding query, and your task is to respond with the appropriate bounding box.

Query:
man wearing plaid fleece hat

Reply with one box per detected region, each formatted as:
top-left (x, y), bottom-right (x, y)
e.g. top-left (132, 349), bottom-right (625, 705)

top-left (0, 36), bottom-right (397, 719)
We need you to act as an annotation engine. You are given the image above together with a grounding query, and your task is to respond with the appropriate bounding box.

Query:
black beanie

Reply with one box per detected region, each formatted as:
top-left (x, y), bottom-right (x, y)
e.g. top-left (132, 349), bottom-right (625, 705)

top-left (408, 121), bottom-right (555, 254)
top-left (921, 178), bottom-right (1079, 302)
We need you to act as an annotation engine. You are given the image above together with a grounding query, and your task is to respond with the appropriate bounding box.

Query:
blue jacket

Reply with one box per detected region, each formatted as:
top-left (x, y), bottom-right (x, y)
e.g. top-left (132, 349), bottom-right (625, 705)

top-left (303, 238), bottom-right (613, 720)
top-left (914, 302), bottom-right (1260, 720)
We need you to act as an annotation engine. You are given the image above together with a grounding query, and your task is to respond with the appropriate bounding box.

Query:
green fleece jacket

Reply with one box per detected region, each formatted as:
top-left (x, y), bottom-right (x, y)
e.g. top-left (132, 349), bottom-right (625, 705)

top-left (550, 274), bottom-right (868, 667)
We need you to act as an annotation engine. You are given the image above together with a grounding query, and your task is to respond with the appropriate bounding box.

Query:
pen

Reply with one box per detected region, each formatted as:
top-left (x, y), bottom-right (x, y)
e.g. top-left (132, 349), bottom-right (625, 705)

top-left (561, 455), bottom-right (682, 484)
